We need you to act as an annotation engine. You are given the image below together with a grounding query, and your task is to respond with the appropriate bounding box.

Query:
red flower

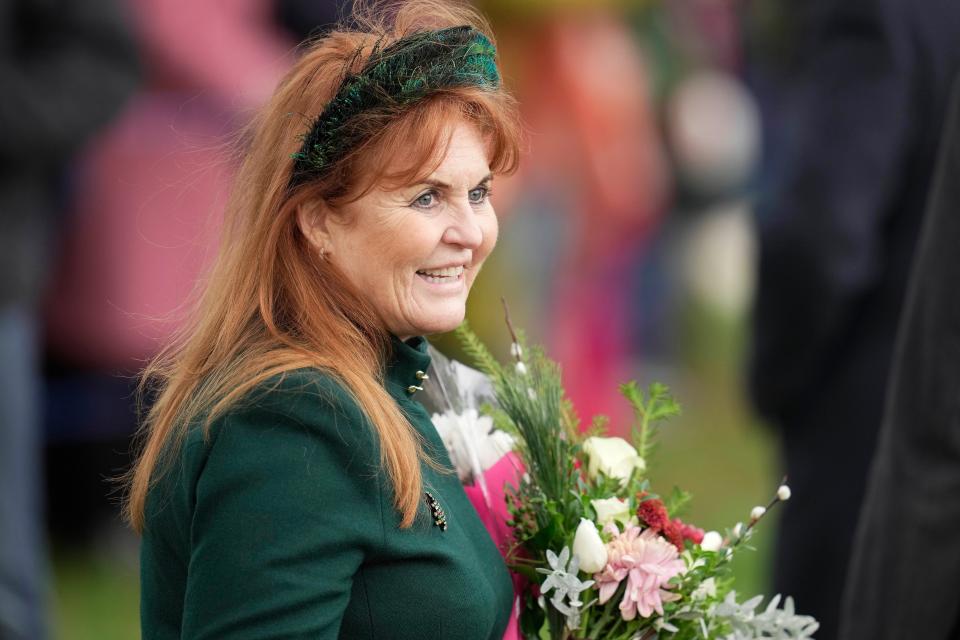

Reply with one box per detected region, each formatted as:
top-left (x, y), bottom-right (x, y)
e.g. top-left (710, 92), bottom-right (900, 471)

top-left (637, 492), bottom-right (705, 551)
top-left (673, 518), bottom-right (705, 546)
top-left (636, 492), bottom-right (670, 534)
top-left (662, 521), bottom-right (685, 551)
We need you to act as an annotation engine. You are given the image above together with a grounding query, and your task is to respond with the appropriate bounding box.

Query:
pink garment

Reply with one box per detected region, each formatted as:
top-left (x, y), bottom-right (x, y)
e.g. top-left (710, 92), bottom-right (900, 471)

top-left (463, 452), bottom-right (525, 640)
top-left (131, 0), bottom-right (292, 109)
top-left (45, 95), bottom-right (233, 368)
top-left (44, 1), bottom-right (292, 369)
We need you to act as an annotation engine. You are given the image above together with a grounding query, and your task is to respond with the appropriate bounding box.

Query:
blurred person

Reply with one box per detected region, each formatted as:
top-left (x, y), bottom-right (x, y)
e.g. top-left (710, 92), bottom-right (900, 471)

top-left (543, 14), bottom-right (669, 429)
top-left (747, 1), bottom-right (960, 638)
top-left (0, 1), bottom-right (138, 637)
top-left (839, 75), bottom-right (960, 640)
top-left (485, 6), bottom-right (669, 428)
top-left (126, 2), bottom-right (523, 638)
top-left (45, 0), bottom-right (293, 369)
top-left (40, 0), bottom-right (293, 543)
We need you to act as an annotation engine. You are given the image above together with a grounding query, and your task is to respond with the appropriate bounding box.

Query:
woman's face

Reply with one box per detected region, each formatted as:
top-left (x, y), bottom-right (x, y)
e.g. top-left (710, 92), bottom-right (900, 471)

top-left (309, 121), bottom-right (499, 339)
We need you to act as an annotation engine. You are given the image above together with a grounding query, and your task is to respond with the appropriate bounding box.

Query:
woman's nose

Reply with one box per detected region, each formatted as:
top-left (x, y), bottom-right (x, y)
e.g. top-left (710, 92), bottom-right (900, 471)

top-left (442, 202), bottom-right (483, 249)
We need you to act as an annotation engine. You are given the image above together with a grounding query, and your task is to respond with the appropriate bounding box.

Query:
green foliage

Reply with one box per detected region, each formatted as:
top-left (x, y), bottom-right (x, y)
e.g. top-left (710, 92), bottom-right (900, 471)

top-left (456, 322), bottom-right (504, 380)
top-left (560, 396), bottom-right (582, 441)
top-left (664, 486), bottom-right (693, 519)
top-left (620, 381), bottom-right (681, 461)
top-left (584, 415), bottom-right (608, 439)
top-left (459, 324), bottom-right (576, 515)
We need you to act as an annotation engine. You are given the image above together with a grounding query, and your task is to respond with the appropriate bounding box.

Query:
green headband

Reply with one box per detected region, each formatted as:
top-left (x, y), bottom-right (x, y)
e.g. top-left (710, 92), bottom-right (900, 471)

top-left (290, 25), bottom-right (500, 187)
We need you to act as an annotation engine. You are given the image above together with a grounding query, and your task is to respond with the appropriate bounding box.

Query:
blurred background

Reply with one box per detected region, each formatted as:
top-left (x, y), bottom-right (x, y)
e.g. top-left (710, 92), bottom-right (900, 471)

top-left (4, 0), bottom-right (947, 638)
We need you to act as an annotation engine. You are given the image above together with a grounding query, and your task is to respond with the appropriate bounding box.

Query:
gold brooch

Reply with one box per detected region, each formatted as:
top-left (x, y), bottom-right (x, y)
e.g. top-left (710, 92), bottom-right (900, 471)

top-left (424, 491), bottom-right (447, 531)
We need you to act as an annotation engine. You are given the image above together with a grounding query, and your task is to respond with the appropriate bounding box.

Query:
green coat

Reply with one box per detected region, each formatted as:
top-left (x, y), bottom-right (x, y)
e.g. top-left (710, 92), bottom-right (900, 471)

top-left (140, 336), bottom-right (514, 639)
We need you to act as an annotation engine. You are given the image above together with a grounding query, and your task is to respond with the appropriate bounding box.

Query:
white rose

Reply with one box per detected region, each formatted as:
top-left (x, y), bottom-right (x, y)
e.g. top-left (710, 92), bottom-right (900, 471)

top-left (590, 497), bottom-right (631, 528)
top-left (700, 530), bottom-right (723, 552)
top-left (572, 518), bottom-right (608, 574)
top-left (582, 436), bottom-right (645, 485)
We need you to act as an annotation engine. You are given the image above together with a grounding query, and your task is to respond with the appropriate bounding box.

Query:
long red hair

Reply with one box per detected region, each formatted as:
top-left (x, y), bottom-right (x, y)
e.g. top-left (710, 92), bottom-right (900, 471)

top-left (124, 0), bottom-right (521, 532)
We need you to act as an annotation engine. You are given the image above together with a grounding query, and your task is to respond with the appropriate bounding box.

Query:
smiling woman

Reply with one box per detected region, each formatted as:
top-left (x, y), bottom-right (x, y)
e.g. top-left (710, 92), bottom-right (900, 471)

top-left (298, 122), bottom-right (500, 339)
top-left (123, 1), bottom-right (521, 638)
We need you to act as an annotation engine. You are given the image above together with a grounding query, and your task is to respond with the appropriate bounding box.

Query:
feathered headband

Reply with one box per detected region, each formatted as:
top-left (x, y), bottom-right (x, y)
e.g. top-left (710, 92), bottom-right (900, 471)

top-left (290, 25), bottom-right (500, 187)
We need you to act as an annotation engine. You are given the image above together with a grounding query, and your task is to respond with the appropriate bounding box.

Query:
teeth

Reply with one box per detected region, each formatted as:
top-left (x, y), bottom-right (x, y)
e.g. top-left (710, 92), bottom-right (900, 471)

top-left (417, 265), bottom-right (464, 278)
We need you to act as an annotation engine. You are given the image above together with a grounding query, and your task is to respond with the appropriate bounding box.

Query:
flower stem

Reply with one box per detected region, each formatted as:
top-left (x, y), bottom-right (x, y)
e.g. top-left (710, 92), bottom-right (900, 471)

top-left (585, 583), bottom-right (626, 640)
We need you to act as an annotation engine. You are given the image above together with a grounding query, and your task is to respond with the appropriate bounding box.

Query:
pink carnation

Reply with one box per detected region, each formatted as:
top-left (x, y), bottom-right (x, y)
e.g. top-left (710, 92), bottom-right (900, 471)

top-left (594, 523), bottom-right (686, 620)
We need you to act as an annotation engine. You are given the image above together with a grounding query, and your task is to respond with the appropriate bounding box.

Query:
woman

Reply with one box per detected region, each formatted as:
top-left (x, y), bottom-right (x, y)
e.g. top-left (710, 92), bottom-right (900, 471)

top-left (125, 1), bottom-right (522, 637)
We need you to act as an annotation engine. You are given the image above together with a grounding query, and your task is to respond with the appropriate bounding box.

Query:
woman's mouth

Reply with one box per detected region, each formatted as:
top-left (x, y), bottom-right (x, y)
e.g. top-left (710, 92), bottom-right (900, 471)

top-left (416, 265), bottom-right (465, 284)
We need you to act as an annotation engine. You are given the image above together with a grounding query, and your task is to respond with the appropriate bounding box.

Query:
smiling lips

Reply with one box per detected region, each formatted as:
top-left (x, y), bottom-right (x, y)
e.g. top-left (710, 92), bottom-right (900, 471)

top-left (416, 265), bottom-right (466, 283)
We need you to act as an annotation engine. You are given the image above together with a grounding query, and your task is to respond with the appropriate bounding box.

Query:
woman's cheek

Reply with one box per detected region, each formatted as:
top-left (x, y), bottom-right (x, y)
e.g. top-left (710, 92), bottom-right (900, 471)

top-left (481, 211), bottom-right (499, 258)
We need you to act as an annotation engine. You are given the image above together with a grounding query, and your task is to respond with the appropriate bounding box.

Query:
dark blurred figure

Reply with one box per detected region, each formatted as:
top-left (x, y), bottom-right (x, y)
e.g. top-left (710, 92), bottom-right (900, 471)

top-left (275, 0), bottom-right (347, 39)
top-left (747, 1), bottom-right (960, 638)
top-left (839, 75), bottom-right (960, 640)
top-left (0, 1), bottom-right (138, 638)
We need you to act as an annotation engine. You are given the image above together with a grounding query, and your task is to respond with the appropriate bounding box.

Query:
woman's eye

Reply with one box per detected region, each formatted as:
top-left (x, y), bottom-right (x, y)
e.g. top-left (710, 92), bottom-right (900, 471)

top-left (413, 191), bottom-right (437, 208)
top-left (468, 186), bottom-right (489, 204)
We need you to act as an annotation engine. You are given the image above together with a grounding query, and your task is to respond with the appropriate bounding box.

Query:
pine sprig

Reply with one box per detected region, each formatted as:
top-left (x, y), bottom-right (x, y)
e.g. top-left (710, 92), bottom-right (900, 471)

top-left (560, 396), bottom-right (581, 442)
top-left (621, 381), bottom-right (681, 461)
top-left (456, 323), bottom-right (574, 511)
top-left (455, 321), bottom-right (503, 380)
top-left (583, 414), bottom-right (609, 439)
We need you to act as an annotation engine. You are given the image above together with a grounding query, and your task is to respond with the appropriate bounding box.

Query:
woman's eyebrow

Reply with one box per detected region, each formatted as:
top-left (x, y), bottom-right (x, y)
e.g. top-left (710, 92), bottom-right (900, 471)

top-left (417, 173), bottom-right (493, 190)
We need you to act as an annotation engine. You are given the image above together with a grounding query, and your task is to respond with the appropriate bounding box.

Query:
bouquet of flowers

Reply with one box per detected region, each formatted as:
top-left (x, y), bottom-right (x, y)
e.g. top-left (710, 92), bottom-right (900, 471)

top-left (440, 318), bottom-right (818, 640)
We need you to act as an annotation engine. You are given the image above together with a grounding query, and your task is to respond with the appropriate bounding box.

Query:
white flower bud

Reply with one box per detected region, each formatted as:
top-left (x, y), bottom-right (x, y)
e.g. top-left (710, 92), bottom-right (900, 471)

top-left (777, 485), bottom-right (792, 501)
top-left (527, 387), bottom-right (537, 400)
top-left (699, 530), bottom-right (723, 552)
top-left (750, 506), bottom-right (766, 521)
top-left (572, 518), bottom-right (608, 574)
top-left (511, 342), bottom-right (523, 358)
top-left (732, 522), bottom-right (744, 538)
top-left (515, 361), bottom-right (528, 375)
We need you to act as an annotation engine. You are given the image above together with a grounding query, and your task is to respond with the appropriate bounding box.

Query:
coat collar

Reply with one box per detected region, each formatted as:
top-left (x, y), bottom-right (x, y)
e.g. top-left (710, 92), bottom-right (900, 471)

top-left (385, 335), bottom-right (432, 400)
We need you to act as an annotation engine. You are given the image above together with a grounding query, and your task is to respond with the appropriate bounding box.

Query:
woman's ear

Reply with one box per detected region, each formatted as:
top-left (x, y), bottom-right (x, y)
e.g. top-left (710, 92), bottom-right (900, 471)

top-left (296, 199), bottom-right (334, 257)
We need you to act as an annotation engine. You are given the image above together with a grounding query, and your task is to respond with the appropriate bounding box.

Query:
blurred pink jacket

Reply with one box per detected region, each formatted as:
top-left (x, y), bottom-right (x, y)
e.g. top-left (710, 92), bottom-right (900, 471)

top-left (45, 0), bottom-right (291, 368)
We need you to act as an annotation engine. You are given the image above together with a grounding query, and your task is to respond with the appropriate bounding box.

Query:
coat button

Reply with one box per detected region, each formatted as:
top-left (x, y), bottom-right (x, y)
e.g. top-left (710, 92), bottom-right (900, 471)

top-left (416, 370), bottom-right (429, 381)
top-left (407, 385), bottom-right (424, 394)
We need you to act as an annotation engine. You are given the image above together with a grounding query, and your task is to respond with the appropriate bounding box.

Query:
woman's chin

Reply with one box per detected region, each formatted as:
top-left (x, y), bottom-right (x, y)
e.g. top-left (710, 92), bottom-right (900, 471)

top-left (407, 303), bottom-right (466, 337)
